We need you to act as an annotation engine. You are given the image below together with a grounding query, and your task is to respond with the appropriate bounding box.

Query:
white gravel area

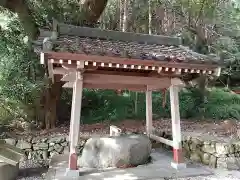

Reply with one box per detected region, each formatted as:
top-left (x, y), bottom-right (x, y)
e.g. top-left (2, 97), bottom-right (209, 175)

top-left (171, 169), bottom-right (240, 180)
top-left (16, 159), bottom-right (240, 180)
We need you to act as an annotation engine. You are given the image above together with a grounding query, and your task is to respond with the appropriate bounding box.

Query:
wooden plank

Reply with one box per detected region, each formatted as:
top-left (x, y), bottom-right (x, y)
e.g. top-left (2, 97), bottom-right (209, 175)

top-left (63, 82), bottom-right (147, 91)
top-left (62, 73), bottom-right (170, 86)
top-left (149, 134), bottom-right (173, 147)
top-left (45, 51), bottom-right (219, 70)
top-left (58, 23), bottom-right (181, 46)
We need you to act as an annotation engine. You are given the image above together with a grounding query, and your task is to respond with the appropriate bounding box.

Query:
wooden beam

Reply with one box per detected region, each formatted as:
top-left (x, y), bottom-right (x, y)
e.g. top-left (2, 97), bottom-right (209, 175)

top-left (149, 134), bottom-right (173, 147)
top-left (53, 67), bottom-right (69, 75)
top-left (171, 78), bottom-right (185, 87)
top-left (62, 73), bottom-right (170, 86)
top-left (48, 62), bottom-right (54, 82)
top-left (63, 82), bottom-right (147, 91)
top-left (58, 23), bottom-right (181, 46)
top-left (45, 52), bottom-right (219, 70)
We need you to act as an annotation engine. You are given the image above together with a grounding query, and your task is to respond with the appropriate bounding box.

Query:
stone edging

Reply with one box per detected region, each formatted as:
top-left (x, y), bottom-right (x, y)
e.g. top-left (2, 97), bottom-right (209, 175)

top-left (3, 136), bottom-right (86, 161)
top-left (2, 132), bottom-right (240, 170)
top-left (152, 130), bottom-right (240, 170)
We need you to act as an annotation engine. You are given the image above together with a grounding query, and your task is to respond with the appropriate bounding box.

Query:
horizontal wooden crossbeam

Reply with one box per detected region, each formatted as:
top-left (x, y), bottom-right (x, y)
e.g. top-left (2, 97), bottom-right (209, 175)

top-left (62, 73), bottom-right (171, 86)
top-left (149, 134), bottom-right (173, 147)
top-left (63, 82), bottom-right (172, 91)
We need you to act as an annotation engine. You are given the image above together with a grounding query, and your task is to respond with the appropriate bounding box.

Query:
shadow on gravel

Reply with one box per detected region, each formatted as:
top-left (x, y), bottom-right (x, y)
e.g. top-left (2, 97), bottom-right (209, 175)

top-left (18, 167), bottom-right (48, 178)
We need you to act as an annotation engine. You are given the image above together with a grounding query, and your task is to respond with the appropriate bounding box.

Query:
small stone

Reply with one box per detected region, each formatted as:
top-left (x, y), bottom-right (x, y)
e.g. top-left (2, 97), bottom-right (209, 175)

top-left (16, 140), bottom-right (32, 150)
top-left (190, 152), bottom-right (201, 162)
top-left (217, 157), bottom-right (228, 169)
top-left (215, 143), bottom-right (234, 155)
top-left (4, 138), bottom-right (16, 146)
top-left (50, 151), bottom-right (59, 158)
top-left (225, 155), bottom-right (240, 170)
top-left (49, 142), bottom-right (55, 147)
top-left (48, 146), bottom-right (54, 152)
top-left (182, 141), bottom-right (190, 152)
top-left (200, 153), bottom-right (210, 165)
top-left (78, 139), bottom-right (86, 146)
top-left (42, 150), bottom-right (48, 160)
top-left (28, 151), bottom-right (38, 160)
top-left (234, 141), bottom-right (240, 152)
top-left (48, 136), bottom-right (66, 144)
top-left (202, 143), bottom-right (216, 154)
top-left (32, 138), bottom-right (41, 144)
top-left (209, 155), bottom-right (217, 168)
top-left (63, 147), bottom-right (69, 154)
top-left (33, 142), bottom-right (48, 150)
top-left (26, 136), bottom-right (33, 143)
top-left (41, 138), bottom-right (48, 143)
top-left (61, 141), bottom-right (68, 147)
top-left (54, 144), bottom-right (64, 153)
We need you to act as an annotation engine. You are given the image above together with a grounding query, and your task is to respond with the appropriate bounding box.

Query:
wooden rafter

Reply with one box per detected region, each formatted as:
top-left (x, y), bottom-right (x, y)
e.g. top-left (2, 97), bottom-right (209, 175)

top-left (43, 51), bottom-right (219, 72)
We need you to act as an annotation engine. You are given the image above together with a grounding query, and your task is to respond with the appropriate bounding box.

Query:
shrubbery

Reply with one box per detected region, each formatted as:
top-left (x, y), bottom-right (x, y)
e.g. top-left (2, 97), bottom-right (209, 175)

top-left (1, 87), bottom-right (240, 125)
top-left (80, 88), bottom-right (240, 123)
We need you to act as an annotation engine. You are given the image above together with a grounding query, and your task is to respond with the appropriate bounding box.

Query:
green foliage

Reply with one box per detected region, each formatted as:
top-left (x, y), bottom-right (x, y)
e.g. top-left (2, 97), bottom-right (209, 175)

top-left (1, 0), bottom-right (240, 125)
top-left (79, 88), bottom-right (240, 124)
top-left (203, 88), bottom-right (240, 120)
top-left (81, 90), bottom-right (133, 123)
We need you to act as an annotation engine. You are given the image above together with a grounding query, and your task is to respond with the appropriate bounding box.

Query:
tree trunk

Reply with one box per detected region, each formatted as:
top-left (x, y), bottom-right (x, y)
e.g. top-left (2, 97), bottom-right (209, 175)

top-left (148, 0), bottom-right (152, 35)
top-left (119, 0), bottom-right (124, 30)
top-left (2, 0), bottom-right (109, 129)
top-left (122, 0), bottom-right (128, 32)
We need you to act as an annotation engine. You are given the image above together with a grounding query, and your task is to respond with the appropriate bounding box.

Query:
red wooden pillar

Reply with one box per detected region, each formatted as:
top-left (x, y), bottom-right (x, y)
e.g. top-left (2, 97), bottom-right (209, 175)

top-left (169, 83), bottom-right (186, 169)
top-left (65, 70), bottom-right (83, 177)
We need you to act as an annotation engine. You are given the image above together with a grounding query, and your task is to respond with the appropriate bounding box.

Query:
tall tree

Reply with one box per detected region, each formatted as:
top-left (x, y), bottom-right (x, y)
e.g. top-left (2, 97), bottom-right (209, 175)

top-left (0, 0), bottom-right (109, 129)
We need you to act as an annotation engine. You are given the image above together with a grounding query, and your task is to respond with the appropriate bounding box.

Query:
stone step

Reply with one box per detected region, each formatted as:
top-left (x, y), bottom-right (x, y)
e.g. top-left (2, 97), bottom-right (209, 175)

top-left (0, 140), bottom-right (25, 166)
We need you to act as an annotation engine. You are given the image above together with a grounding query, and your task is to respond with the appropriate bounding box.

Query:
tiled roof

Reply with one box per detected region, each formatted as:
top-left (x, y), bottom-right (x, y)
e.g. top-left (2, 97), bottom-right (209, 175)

top-left (34, 23), bottom-right (220, 66)
top-left (54, 35), bottom-right (219, 65)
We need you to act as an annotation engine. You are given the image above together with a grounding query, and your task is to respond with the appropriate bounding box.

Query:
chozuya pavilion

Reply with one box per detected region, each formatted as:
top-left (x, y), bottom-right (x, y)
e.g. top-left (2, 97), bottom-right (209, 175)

top-left (34, 20), bottom-right (222, 177)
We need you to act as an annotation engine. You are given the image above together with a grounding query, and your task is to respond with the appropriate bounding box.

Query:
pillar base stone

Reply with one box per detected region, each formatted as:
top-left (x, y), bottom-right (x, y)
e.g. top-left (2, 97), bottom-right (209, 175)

top-left (65, 168), bottom-right (80, 177)
top-left (171, 162), bottom-right (187, 170)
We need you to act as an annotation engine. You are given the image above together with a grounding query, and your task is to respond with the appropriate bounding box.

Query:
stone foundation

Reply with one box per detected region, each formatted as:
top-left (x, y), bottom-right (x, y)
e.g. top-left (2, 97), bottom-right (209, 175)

top-left (3, 136), bottom-right (87, 161)
top-left (2, 131), bottom-right (240, 170)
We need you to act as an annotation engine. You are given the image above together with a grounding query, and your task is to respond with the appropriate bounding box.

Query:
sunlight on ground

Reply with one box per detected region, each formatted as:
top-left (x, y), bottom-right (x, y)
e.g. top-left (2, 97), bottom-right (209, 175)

top-left (90, 172), bottom-right (138, 180)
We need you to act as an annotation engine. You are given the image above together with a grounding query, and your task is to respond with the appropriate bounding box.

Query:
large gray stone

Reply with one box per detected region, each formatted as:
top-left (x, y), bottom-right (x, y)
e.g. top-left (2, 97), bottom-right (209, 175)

top-left (78, 134), bottom-right (152, 168)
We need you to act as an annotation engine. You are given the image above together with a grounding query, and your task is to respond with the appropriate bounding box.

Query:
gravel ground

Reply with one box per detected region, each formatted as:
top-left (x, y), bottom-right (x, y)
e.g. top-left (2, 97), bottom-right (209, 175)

top-left (17, 160), bottom-right (49, 180)
top-left (17, 159), bottom-right (240, 180)
top-left (171, 169), bottom-right (240, 180)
